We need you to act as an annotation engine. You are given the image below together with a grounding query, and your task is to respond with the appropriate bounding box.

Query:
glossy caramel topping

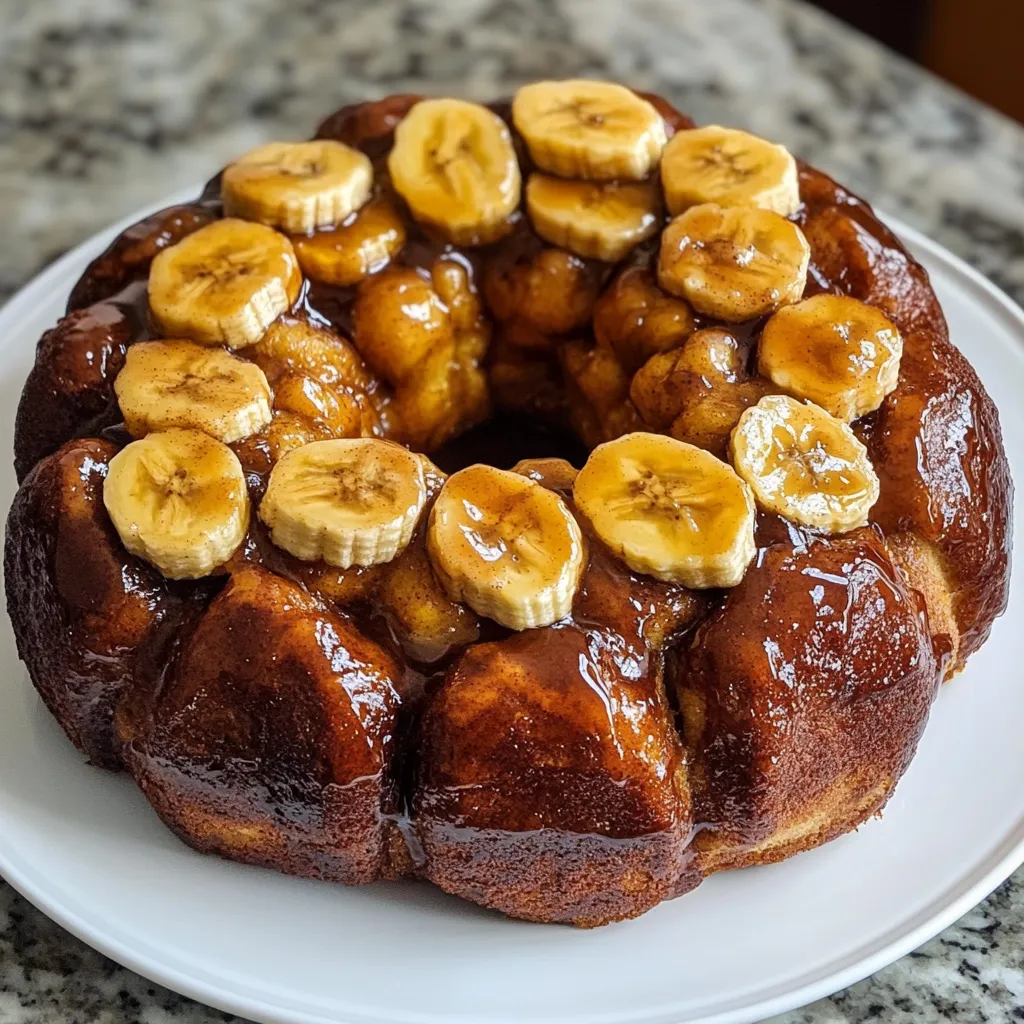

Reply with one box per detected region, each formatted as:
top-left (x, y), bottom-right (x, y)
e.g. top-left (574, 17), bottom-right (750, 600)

top-left (6, 438), bottom-right (181, 767)
top-left (7, 90), bottom-right (1011, 927)
top-left (16, 88), bottom-right (1007, 663)
top-left (678, 529), bottom-right (937, 850)
top-left (18, 90), bottom-right (1011, 667)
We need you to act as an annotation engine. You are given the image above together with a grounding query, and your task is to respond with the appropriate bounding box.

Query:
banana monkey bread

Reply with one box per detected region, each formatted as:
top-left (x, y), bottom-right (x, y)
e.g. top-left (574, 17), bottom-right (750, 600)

top-left (5, 81), bottom-right (1012, 927)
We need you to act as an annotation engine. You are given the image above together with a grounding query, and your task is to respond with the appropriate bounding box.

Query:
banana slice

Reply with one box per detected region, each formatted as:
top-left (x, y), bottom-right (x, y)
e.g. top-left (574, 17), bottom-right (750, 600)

top-left (222, 140), bottom-right (373, 233)
top-left (388, 99), bottom-right (521, 245)
top-left (757, 294), bottom-right (903, 421)
top-left (658, 203), bottom-right (809, 321)
top-left (661, 125), bottom-right (800, 216)
top-left (426, 464), bottom-right (584, 630)
top-left (291, 196), bottom-right (406, 287)
top-left (103, 428), bottom-right (249, 579)
top-left (525, 174), bottom-right (661, 262)
top-left (259, 438), bottom-right (427, 568)
top-left (149, 218), bottom-right (302, 349)
top-left (573, 432), bottom-right (755, 588)
top-left (512, 79), bottom-right (666, 181)
top-left (114, 340), bottom-right (272, 443)
top-left (730, 394), bottom-right (879, 533)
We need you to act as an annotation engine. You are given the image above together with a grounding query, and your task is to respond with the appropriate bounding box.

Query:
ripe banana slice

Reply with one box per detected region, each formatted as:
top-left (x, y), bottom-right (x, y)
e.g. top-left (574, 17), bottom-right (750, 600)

top-left (103, 428), bottom-right (249, 579)
top-left (426, 464), bottom-right (584, 630)
top-left (658, 203), bottom-right (809, 321)
top-left (149, 218), bottom-right (302, 349)
top-left (292, 196), bottom-right (406, 286)
top-left (661, 125), bottom-right (800, 216)
top-left (573, 432), bottom-right (756, 588)
top-left (757, 294), bottom-right (903, 421)
top-left (259, 438), bottom-right (427, 568)
top-left (730, 394), bottom-right (879, 533)
top-left (512, 79), bottom-right (666, 181)
top-left (222, 140), bottom-right (373, 233)
top-left (525, 174), bottom-right (661, 262)
top-left (388, 98), bottom-right (521, 245)
top-left (114, 340), bottom-right (272, 443)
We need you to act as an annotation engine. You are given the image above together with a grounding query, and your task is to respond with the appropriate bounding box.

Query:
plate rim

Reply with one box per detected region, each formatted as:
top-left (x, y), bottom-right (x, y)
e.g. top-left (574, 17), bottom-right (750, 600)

top-left (0, 188), bottom-right (1021, 1024)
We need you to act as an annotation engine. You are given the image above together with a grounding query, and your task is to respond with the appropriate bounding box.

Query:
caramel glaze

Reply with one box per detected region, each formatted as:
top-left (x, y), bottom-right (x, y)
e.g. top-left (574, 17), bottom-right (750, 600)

top-left (116, 567), bottom-right (405, 885)
top-left (14, 299), bottom-right (137, 483)
top-left (4, 438), bottom-right (200, 767)
top-left (67, 202), bottom-right (220, 314)
top-left (415, 463), bottom-right (705, 924)
top-left (795, 169), bottom-right (1012, 663)
top-left (678, 520), bottom-right (939, 875)
top-left (4, 90), bottom-right (1011, 926)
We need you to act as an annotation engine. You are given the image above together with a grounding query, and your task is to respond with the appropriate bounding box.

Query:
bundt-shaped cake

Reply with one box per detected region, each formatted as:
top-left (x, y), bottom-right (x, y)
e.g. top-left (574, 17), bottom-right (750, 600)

top-left (5, 82), bottom-right (1012, 927)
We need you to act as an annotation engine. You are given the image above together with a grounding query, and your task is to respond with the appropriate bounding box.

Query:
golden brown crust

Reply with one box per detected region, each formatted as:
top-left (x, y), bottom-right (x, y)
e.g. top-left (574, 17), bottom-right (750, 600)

top-left (68, 204), bottom-right (216, 313)
top-left (13, 303), bottom-right (133, 482)
top-left (885, 532), bottom-right (959, 675)
top-left (117, 567), bottom-right (404, 884)
top-left (414, 473), bottom-right (702, 925)
top-left (415, 616), bottom-right (693, 924)
top-left (796, 169), bottom-right (1012, 664)
top-left (677, 527), bottom-right (938, 873)
top-left (4, 90), bottom-right (1012, 926)
top-left (4, 439), bottom-right (185, 767)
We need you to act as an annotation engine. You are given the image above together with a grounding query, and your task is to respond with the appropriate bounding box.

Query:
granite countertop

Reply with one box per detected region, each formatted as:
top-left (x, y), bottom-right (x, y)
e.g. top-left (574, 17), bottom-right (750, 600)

top-left (2, 0), bottom-right (1024, 1020)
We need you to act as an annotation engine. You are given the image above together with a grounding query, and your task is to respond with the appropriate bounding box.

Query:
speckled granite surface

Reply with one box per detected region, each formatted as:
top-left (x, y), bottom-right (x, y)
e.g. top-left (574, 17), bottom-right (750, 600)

top-left (1, 0), bottom-right (1023, 1021)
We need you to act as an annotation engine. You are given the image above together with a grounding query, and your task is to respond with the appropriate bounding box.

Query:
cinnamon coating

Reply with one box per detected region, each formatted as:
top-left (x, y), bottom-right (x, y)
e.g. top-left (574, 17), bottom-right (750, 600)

top-left (797, 167), bottom-right (1012, 663)
top-left (4, 90), bottom-right (1011, 927)
top-left (679, 527), bottom-right (938, 875)
top-left (68, 203), bottom-right (217, 313)
top-left (117, 567), bottom-right (404, 884)
top-left (5, 439), bottom-right (186, 767)
top-left (13, 302), bottom-right (133, 482)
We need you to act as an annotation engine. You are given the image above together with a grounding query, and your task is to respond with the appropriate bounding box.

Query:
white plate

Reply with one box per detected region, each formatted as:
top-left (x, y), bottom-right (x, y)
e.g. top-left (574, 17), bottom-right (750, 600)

top-left (0, 193), bottom-right (1020, 1024)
